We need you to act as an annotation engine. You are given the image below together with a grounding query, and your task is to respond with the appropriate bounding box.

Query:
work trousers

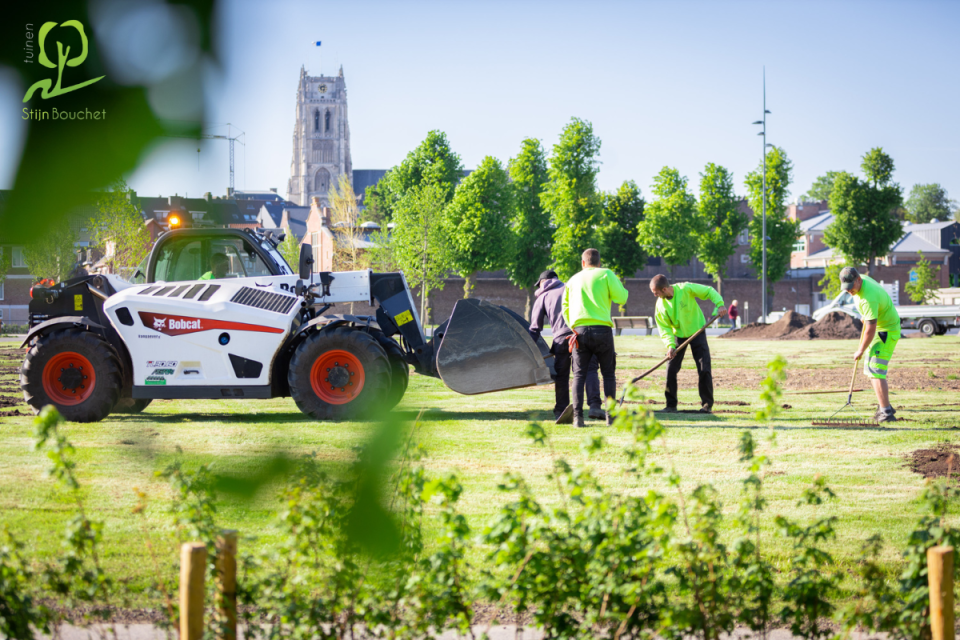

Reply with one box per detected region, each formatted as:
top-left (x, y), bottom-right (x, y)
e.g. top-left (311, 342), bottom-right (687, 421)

top-left (665, 332), bottom-right (713, 409)
top-left (551, 338), bottom-right (600, 416)
top-left (571, 326), bottom-right (617, 416)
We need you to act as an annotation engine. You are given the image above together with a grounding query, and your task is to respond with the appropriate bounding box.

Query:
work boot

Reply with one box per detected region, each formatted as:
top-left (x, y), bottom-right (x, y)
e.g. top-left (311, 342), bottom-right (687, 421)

top-left (699, 405), bottom-right (713, 414)
top-left (588, 407), bottom-right (605, 420)
top-left (658, 406), bottom-right (678, 414)
top-left (573, 413), bottom-right (586, 428)
top-left (877, 407), bottom-right (897, 423)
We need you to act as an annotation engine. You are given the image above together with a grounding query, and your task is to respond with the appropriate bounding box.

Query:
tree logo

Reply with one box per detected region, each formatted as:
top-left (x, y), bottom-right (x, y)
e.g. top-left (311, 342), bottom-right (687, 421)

top-left (23, 20), bottom-right (105, 102)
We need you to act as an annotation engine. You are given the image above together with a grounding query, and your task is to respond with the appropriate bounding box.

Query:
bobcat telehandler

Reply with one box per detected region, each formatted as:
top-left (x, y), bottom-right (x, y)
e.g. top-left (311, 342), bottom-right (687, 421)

top-left (20, 228), bottom-right (554, 422)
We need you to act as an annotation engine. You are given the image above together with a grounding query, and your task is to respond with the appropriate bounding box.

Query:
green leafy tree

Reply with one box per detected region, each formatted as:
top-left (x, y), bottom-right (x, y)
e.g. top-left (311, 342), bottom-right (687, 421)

top-left (905, 183), bottom-right (955, 224)
top-left (597, 180), bottom-right (646, 280)
top-left (802, 171), bottom-right (841, 203)
top-left (445, 156), bottom-right (514, 298)
top-left (637, 167), bottom-right (702, 269)
top-left (696, 163), bottom-right (746, 295)
top-left (823, 149), bottom-right (903, 277)
top-left (92, 178), bottom-right (152, 277)
top-left (365, 131), bottom-right (464, 223)
top-left (23, 227), bottom-right (78, 282)
top-left (389, 183), bottom-right (452, 325)
top-left (904, 251), bottom-right (941, 304)
top-left (817, 262), bottom-right (844, 300)
top-left (505, 138), bottom-right (552, 318)
top-left (278, 227), bottom-right (300, 270)
top-left (861, 147), bottom-right (895, 187)
top-left (542, 117), bottom-right (602, 281)
top-left (744, 146), bottom-right (800, 311)
top-left (597, 180), bottom-right (646, 314)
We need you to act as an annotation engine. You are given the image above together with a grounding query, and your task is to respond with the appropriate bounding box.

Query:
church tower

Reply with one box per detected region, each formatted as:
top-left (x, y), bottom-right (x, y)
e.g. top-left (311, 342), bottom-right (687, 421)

top-left (287, 65), bottom-right (353, 206)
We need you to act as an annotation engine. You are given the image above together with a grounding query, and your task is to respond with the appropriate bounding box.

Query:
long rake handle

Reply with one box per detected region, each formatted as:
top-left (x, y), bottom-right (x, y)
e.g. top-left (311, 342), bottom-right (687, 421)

top-left (617, 312), bottom-right (722, 407)
top-left (846, 355), bottom-right (860, 405)
top-left (629, 312), bottom-right (722, 385)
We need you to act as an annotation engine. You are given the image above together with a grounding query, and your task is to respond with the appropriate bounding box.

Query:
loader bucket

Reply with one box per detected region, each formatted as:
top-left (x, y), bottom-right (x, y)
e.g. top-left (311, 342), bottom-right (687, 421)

top-left (435, 298), bottom-right (553, 395)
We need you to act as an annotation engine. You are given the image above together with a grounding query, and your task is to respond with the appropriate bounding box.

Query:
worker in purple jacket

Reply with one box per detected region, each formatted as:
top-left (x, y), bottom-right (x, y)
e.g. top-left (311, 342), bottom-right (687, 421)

top-left (529, 270), bottom-right (602, 420)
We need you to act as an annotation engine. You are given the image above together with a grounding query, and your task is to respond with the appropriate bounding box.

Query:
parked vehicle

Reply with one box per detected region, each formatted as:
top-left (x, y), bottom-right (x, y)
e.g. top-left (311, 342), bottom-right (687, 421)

top-left (812, 292), bottom-right (960, 336)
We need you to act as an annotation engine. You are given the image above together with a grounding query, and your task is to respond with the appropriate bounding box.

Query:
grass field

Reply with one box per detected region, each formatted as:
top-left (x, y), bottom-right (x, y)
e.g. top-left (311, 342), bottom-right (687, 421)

top-left (1, 334), bottom-right (959, 604)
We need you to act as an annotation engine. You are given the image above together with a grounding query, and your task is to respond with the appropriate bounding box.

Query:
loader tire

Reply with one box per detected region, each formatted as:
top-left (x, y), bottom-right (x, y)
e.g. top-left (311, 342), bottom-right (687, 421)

top-left (114, 398), bottom-right (152, 414)
top-left (289, 326), bottom-right (392, 420)
top-left (371, 332), bottom-right (409, 410)
top-left (21, 328), bottom-right (121, 423)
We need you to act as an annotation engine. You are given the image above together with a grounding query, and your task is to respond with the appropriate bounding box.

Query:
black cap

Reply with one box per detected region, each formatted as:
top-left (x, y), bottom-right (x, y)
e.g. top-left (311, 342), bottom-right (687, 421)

top-left (537, 270), bottom-right (558, 286)
top-left (839, 266), bottom-right (860, 291)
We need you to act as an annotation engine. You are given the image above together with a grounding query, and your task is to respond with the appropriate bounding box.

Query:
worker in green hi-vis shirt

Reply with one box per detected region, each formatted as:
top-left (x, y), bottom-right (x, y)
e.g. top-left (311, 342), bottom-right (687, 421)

top-left (840, 266), bottom-right (901, 423)
top-left (650, 274), bottom-right (726, 414)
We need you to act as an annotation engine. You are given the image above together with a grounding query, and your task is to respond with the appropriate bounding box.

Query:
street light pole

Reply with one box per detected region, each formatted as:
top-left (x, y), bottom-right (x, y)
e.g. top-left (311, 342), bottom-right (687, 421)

top-left (761, 70), bottom-right (767, 323)
top-left (752, 69), bottom-right (772, 322)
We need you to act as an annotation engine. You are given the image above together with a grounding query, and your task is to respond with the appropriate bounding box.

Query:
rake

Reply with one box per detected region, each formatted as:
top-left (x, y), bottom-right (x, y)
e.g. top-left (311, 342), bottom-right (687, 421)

top-left (616, 312), bottom-right (722, 408)
top-left (811, 324), bottom-right (879, 428)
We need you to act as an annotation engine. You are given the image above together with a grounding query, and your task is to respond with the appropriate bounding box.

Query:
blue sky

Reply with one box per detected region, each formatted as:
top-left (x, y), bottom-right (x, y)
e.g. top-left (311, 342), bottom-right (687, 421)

top-left (3, 0), bottom-right (958, 207)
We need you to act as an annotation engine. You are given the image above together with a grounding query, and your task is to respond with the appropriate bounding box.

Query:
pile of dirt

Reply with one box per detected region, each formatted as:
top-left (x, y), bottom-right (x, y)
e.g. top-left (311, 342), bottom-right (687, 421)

top-left (780, 311), bottom-right (863, 340)
top-left (720, 310), bottom-right (815, 340)
top-left (908, 443), bottom-right (960, 479)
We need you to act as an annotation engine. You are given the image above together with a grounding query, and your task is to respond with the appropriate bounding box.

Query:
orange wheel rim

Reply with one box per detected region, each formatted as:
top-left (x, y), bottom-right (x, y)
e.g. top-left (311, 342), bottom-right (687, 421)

top-left (42, 351), bottom-right (96, 406)
top-left (310, 349), bottom-right (365, 405)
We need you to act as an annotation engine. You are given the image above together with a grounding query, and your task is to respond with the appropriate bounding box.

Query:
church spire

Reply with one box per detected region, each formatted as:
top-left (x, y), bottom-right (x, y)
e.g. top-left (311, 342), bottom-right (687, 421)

top-left (338, 64), bottom-right (343, 78)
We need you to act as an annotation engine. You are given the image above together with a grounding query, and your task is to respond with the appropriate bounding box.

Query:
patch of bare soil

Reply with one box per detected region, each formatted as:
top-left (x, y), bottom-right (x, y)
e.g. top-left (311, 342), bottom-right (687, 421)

top-left (720, 310), bottom-right (815, 340)
top-left (780, 311), bottom-right (864, 340)
top-left (0, 409), bottom-right (25, 417)
top-left (0, 396), bottom-right (24, 408)
top-left (909, 443), bottom-right (960, 480)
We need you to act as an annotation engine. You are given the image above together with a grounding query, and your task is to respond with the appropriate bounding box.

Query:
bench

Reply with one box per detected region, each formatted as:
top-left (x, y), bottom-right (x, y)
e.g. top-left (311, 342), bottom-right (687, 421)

top-left (613, 316), bottom-right (654, 336)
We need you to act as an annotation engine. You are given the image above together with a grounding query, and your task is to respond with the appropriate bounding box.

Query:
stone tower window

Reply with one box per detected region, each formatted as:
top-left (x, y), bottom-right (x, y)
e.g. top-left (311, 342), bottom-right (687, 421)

top-left (314, 110), bottom-right (320, 132)
top-left (314, 168), bottom-right (331, 194)
top-left (324, 109), bottom-right (331, 133)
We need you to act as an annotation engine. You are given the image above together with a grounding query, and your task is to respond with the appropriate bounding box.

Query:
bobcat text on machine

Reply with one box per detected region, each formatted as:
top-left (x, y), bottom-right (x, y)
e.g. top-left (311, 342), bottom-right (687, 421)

top-left (20, 228), bottom-right (553, 422)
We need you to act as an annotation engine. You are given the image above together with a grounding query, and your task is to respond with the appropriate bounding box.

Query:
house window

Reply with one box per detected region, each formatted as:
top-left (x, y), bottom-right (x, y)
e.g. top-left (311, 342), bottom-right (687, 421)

top-left (324, 109), bottom-right (331, 133)
top-left (11, 247), bottom-right (26, 268)
top-left (0, 281), bottom-right (4, 301)
top-left (737, 230), bottom-right (749, 245)
top-left (793, 236), bottom-right (806, 253)
top-left (314, 110), bottom-right (320, 132)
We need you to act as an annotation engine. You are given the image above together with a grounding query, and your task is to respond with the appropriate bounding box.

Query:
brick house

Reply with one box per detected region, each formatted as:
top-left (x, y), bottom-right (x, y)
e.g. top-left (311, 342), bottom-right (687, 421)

top-left (299, 196), bottom-right (379, 272)
top-left (789, 203), bottom-right (959, 300)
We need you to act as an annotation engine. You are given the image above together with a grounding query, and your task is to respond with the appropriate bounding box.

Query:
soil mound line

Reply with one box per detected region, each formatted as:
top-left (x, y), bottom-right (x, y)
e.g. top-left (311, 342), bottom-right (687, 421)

top-left (909, 443), bottom-right (960, 480)
top-left (780, 311), bottom-right (863, 340)
top-left (720, 310), bottom-right (814, 340)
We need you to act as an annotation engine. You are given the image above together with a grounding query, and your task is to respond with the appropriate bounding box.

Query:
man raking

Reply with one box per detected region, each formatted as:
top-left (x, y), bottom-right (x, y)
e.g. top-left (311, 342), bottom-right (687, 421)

top-left (841, 267), bottom-right (900, 423)
top-left (649, 275), bottom-right (725, 413)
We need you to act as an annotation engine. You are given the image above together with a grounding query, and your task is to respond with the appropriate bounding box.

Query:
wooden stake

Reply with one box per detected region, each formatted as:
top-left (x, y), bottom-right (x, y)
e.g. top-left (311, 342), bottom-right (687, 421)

top-left (180, 542), bottom-right (207, 640)
top-left (927, 545), bottom-right (955, 640)
top-left (217, 530), bottom-right (238, 640)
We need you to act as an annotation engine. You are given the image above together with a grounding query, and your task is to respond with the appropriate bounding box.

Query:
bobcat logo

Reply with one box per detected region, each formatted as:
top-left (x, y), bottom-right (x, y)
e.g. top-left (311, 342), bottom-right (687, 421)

top-left (153, 317), bottom-right (167, 330)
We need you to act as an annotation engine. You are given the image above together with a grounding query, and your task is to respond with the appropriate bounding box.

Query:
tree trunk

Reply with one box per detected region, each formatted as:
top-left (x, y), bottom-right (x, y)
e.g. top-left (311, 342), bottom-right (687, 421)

top-left (463, 272), bottom-right (475, 299)
top-left (716, 274), bottom-right (723, 298)
top-left (867, 252), bottom-right (876, 277)
top-left (524, 286), bottom-right (535, 320)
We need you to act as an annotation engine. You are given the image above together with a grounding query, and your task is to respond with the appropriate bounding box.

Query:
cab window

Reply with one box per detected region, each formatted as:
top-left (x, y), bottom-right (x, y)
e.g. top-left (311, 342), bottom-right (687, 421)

top-left (151, 235), bottom-right (274, 282)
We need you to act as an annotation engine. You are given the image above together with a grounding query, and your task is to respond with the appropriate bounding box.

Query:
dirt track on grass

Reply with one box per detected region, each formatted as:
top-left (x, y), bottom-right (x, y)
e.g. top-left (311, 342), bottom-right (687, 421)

top-left (625, 366), bottom-right (960, 392)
